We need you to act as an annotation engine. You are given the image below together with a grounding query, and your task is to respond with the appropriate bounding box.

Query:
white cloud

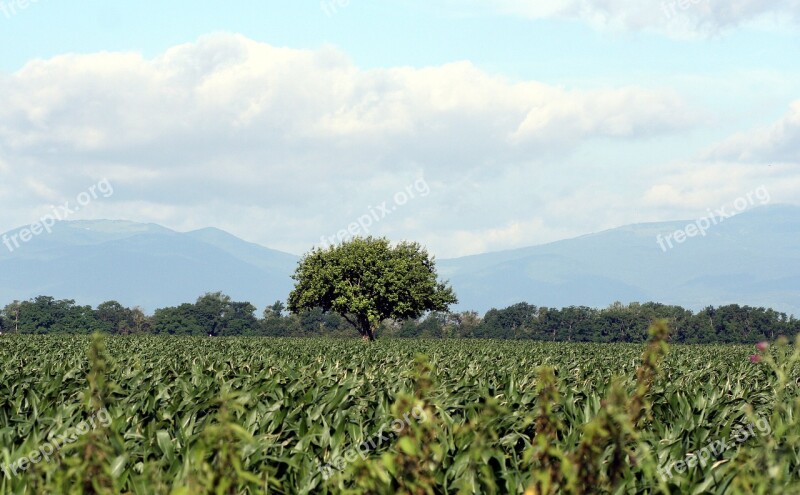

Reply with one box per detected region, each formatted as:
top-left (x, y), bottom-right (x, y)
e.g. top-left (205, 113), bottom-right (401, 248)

top-left (427, 218), bottom-right (547, 258)
top-left (0, 35), bottom-right (691, 160)
top-left (0, 34), bottom-right (698, 256)
top-left (705, 100), bottom-right (800, 163)
top-left (511, 87), bottom-right (689, 145)
top-left (636, 100), bottom-right (800, 222)
top-left (642, 163), bottom-right (770, 210)
top-left (473, 0), bottom-right (800, 37)
top-left (637, 100), bottom-right (800, 223)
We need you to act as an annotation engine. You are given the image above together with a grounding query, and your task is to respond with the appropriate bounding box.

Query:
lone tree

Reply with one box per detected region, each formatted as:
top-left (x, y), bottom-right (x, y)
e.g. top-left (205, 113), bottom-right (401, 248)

top-left (287, 237), bottom-right (457, 341)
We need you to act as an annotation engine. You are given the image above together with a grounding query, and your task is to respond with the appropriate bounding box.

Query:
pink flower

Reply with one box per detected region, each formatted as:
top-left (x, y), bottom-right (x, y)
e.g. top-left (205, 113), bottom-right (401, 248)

top-left (750, 355), bottom-right (761, 363)
top-left (756, 342), bottom-right (769, 352)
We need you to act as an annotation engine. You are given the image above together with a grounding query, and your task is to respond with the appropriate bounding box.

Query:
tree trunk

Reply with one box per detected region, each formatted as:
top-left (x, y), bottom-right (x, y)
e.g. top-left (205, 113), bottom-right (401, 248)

top-left (357, 317), bottom-right (376, 342)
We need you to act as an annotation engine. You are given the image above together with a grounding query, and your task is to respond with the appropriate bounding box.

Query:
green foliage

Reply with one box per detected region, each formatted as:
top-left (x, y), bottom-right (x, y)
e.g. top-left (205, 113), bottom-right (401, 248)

top-left (1, 330), bottom-right (797, 493)
top-left (153, 292), bottom-right (260, 337)
top-left (3, 296), bottom-right (105, 335)
top-left (288, 237), bottom-right (457, 340)
top-left (152, 303), bottom-right (205, 336)
top-left (1, 294), bottom-right (796, 344)
top-left (455, 302), bottom-right (798, 344)
top-left (95, 301), bottom-right (139, 335)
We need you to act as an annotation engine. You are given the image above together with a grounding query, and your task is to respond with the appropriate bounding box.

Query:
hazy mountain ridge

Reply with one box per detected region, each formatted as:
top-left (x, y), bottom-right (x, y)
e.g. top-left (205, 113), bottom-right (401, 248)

top-left (0, 220), bottom-right (297, 312)
top-left (440, 204), bottom-right (800, 315)
top-left (1, 205), bottom-right (798, 315)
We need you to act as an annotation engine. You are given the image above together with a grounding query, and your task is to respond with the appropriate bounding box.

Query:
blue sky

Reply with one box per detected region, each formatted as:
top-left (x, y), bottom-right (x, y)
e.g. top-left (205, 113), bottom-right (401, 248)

top-left (4, 2), bottom-right (798, 84)
top-left (1, 0), bottom-right (798, 257)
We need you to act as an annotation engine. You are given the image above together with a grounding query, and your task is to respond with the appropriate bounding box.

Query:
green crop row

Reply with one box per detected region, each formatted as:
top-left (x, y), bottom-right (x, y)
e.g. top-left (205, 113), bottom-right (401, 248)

top-left (0, 328), bottom-right (798, 494)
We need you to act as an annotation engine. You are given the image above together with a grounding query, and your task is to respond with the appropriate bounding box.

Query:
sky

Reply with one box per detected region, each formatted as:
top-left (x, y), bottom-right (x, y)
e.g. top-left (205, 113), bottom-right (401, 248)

top-left (0, 0), bottom-right (799, 258)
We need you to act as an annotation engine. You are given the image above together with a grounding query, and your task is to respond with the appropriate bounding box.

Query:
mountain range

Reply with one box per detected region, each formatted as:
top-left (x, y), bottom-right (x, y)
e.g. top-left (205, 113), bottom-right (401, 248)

top-left (1, 204), bottom-right (798, 316)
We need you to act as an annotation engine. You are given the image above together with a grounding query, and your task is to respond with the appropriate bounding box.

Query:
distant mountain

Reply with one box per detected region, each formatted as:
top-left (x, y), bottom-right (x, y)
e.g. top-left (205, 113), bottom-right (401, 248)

top-left (0, 206), bottom-right (798, 316)
top-left (0, 220), bottom-right (298, 312)
top-left (439, 204), bottom-right (800, 316)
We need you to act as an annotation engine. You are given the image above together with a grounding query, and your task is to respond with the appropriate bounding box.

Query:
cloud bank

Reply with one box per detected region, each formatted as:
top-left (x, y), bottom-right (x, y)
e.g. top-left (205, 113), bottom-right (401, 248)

top-left (476, 0), bottom-right (800, 37)
top-left (0, 34), bottom-right (795, 257)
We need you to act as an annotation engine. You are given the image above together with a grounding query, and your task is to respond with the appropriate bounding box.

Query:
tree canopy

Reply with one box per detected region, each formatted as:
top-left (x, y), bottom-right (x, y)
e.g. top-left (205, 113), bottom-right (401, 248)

top-left (287, 237), bottom-right (458, 340)
top-left (1, 294), bottom-right (797, 344)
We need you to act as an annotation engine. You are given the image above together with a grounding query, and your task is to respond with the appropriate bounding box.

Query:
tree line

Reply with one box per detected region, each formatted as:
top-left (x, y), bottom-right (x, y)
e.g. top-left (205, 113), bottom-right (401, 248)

top-left (1, 295), bottom-right (796, 344)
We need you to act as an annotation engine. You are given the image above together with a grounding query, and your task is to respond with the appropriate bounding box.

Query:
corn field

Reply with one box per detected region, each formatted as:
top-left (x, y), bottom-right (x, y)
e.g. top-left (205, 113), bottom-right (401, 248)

top-left (1, 323), bottom-right (798, 494)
